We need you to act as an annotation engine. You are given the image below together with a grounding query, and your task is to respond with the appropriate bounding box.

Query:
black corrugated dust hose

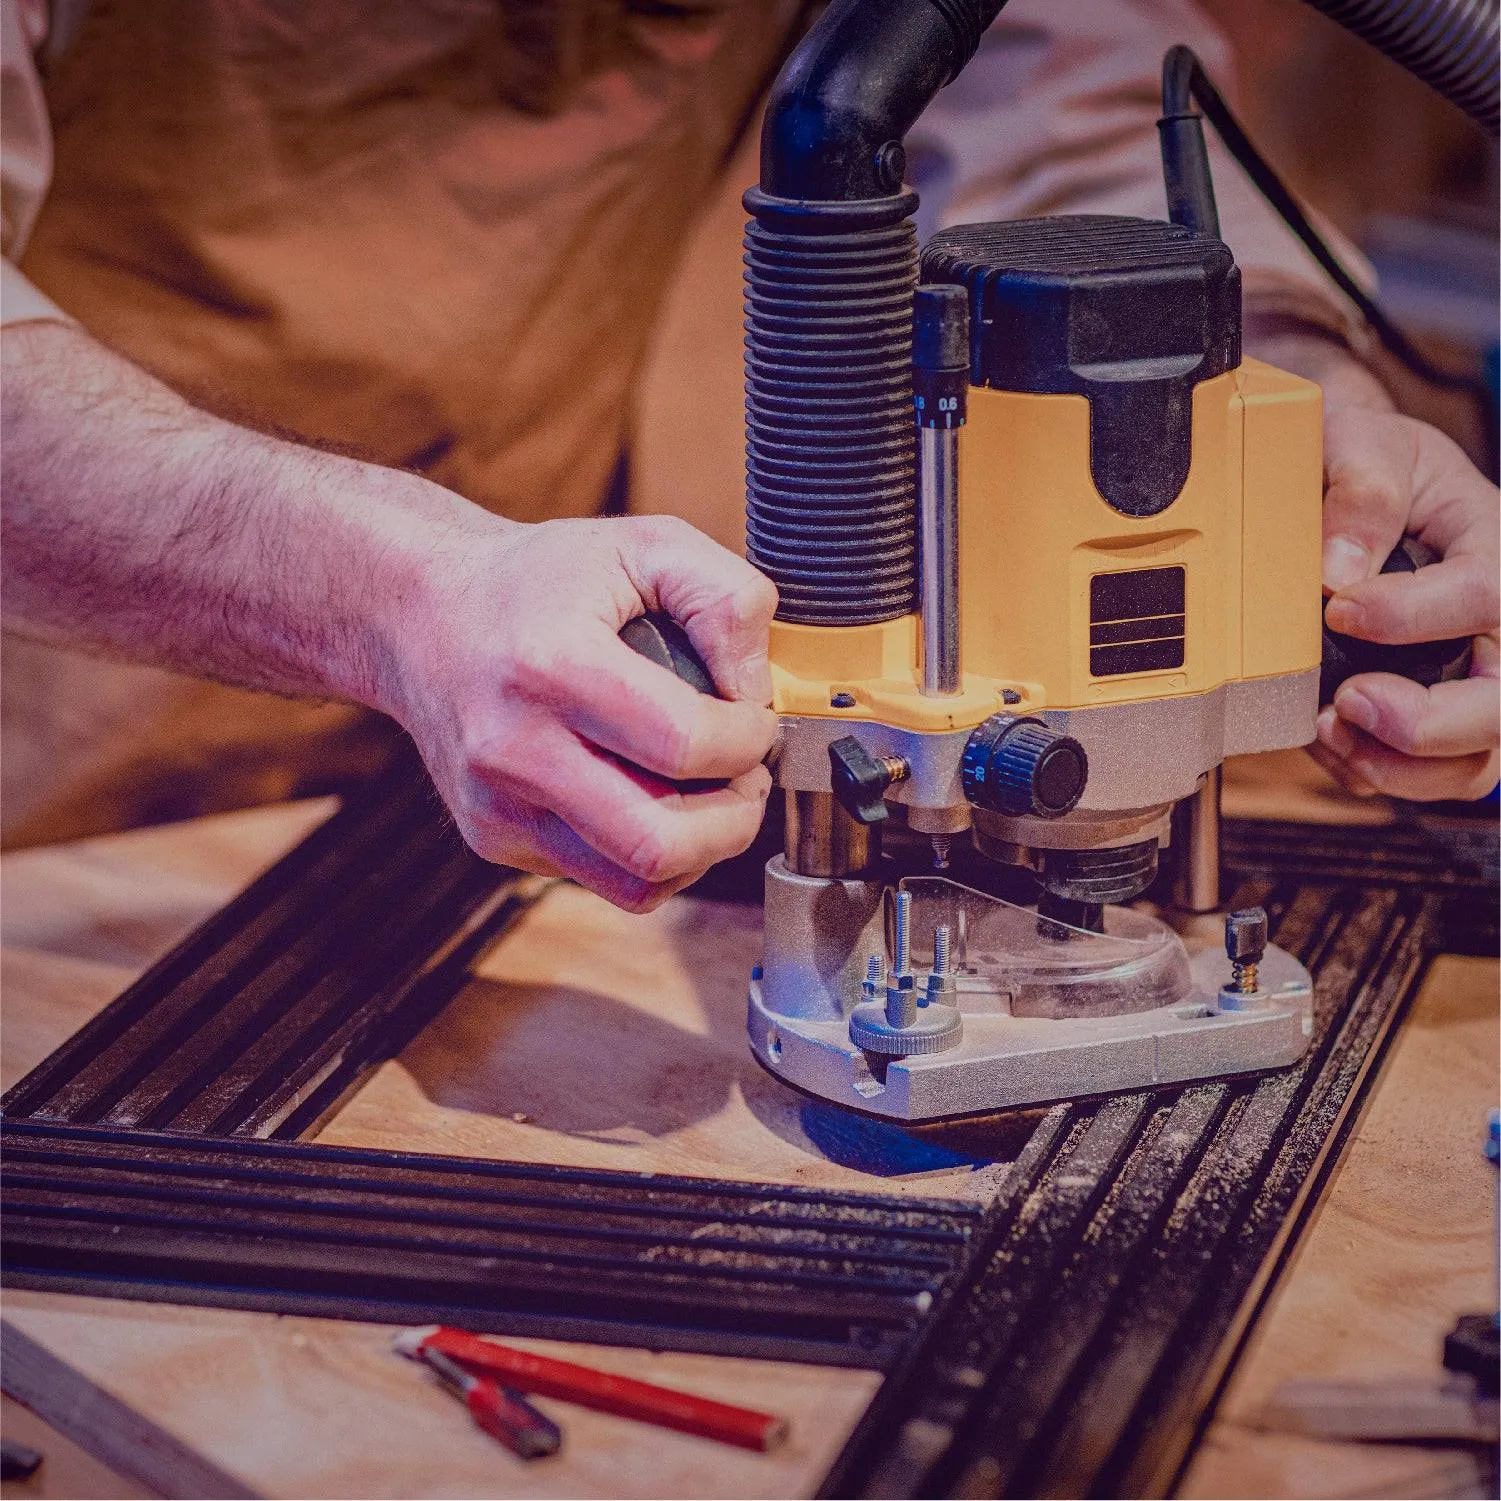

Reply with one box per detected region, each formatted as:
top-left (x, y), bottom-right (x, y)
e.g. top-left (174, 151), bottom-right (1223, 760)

top-left (1301, 0), bottom-right (1499, 138)
top-left (742, 0), bottom-right (1007, 626)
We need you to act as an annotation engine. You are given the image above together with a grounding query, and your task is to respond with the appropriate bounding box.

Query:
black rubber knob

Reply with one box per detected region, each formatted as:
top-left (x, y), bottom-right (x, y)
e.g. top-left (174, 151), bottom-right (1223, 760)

top-left (1321, 538), bottom-right (1472, 704)
top-left (618, 611), bottom-right (724, 792)
top-left (962, 714), bottom-right (1088, 819)
top-left (618, 612), bottom-right (719, 698)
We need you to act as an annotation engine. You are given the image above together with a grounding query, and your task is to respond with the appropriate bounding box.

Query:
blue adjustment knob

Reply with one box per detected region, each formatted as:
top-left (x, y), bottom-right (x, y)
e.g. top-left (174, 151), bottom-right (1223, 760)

top-left (962, 714), bottom-right (1088, 819)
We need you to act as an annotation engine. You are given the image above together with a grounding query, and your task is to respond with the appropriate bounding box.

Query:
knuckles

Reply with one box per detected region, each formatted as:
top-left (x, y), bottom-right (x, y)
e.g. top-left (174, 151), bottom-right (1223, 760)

top-left (617, 512), bottom-right (698, 563)
top-left (632, 712), bottom-right (698, 783)
top-left (696, 565), bottom-right (779, 636)
top-left (1462, 558), bottom-right (1501, 632)
top-left (622, 514), bottom-right (777, 617)
top-left (607, 876), bottom-right (678, 915)
top-left (619, 786), bottom-right (765, 887)
top-left (723, 570), bottom-right (779, 632)
top-left (1469, 753), bottom-right (1501, 800)
top-left (1328, 469), bottom-right (1405, 532)
top-left (622, 819), bottom-right (696, 886)
top-left (450, 800), bottom-right (527, 868)
top-left (463, 824), bottom-right (514, 867)
top-left (459, 724), bottom-right (549, 801)
top-left (623, 827), bottom-right (674, 886)
top-left (1357, 749), bottom-right (1495, 801)
top-left (635, 513), bottom-right (696, 548)
top-left (1379, 714), bottom-right (1430, 758)
top-left (656, 719), bottom-right (700, 782)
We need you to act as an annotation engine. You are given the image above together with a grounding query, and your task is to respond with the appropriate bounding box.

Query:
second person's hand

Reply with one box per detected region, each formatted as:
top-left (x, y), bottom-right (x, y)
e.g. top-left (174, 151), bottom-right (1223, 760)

top-left (1314, 404), bottom-right (1499, 802)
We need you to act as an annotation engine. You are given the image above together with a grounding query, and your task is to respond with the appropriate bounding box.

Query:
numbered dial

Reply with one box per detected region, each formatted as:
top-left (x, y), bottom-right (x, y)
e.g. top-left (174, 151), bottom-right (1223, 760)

top-left (961, 714), bottom-right (1089, 819)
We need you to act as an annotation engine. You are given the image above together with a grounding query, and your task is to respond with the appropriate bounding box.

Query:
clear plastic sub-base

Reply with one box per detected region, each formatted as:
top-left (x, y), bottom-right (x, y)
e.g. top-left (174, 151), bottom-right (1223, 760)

top-left (747, 872), bottom-right (1313, 1121)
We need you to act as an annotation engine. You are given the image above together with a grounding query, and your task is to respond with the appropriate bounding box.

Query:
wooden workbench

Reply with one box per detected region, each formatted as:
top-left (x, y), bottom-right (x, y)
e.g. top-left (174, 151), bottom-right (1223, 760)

top-left (2, 754), bottom-right (1495, 1499)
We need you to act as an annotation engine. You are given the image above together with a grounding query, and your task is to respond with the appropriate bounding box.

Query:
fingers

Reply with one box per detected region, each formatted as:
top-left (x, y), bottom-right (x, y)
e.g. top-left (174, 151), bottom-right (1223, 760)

top-left (1306, 736), bottom-right (1378, 798)
top-left (520, 734), bottom-right (772, 885)
top-left (465, 722), bottom-right (771, 886)
top-left (1316, 724), bottom-right (1498, 800)
top-left (460, 797), bottom-right (694, 912)
top-left (1321, 411), bottom-right (1499, 644)
top-left (1404, 418), bottom-right (1501, 557)
top-left (1320, 407), bottom-right (1416, 591)
top-left (1314, 678), bottom-right (1501, 802)
top-left (521, 811), bottom-right (701, 914)
top-left (1314, 628), bottom-right (1501, 803)
top-left (514, 625), bottom-right (778, 781)
top-left (1323, 550), bottom-right (1498, 645)
top-left (615, 515), bottom-right (779, 705)
top-left (1333, 672), bottom-right (1499, 759)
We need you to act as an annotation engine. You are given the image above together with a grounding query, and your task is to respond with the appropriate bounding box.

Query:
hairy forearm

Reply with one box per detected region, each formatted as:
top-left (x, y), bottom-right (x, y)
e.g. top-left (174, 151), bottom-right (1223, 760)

top-left (0, 324), bottom-right (787, 907)
top-left (1, 320), bottom-right (483, 709)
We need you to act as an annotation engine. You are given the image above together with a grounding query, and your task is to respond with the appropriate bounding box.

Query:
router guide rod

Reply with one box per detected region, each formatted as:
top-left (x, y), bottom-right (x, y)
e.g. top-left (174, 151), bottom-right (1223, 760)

top-left (914, 284), bottom-right (967, 700)
top-left (917, 427), bottom-right (960, 698)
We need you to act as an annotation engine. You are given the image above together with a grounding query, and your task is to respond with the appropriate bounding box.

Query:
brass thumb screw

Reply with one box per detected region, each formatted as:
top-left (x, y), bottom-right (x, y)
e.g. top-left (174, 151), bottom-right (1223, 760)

top-left (1224, 907), bottom-right (1268, 994)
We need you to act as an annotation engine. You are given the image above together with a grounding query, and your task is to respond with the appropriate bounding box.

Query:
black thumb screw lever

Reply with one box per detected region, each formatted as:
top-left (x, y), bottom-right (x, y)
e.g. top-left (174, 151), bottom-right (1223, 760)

top-left (829, 737), bottom-right (906, 826)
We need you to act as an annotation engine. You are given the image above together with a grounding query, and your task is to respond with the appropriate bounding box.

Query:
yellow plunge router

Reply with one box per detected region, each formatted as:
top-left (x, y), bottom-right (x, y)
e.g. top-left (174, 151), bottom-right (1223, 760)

top-left (604, 4), bottom-right (1472, 1120)
top-left (739, 87), bottom-right (1327, 1118)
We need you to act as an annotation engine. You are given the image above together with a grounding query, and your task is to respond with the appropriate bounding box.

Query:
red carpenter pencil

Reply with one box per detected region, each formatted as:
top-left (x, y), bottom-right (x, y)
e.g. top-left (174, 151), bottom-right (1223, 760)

top-left (395, 1326), bottom-right (788, 1452)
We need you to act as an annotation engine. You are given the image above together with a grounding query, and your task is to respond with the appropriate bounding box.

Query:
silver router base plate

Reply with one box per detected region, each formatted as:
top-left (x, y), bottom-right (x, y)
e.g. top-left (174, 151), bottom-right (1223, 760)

top-left (747, 944), bottom-right (1313, 1121)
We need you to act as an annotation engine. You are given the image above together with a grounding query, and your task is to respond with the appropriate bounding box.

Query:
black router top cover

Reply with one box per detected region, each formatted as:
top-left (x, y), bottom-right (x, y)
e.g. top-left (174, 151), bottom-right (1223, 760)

top-left (921, 214), bottom-right (1241, 517)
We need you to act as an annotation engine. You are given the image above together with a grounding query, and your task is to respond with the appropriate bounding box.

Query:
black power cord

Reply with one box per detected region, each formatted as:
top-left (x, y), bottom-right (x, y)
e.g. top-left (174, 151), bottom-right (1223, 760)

top-left (1158, 44), bottom-right (1498, 477)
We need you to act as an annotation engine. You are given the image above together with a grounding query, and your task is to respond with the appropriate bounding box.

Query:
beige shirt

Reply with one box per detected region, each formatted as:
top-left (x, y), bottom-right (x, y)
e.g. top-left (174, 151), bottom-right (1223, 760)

top-left (2, 0), bottom-right (1360, 332)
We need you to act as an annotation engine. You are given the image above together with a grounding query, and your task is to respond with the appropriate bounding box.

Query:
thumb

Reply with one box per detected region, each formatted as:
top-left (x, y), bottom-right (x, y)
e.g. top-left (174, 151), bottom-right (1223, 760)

top-left (1321, 407), bottom-right (1417, 594)
top-left (618, 516), bottom-right (779, 705)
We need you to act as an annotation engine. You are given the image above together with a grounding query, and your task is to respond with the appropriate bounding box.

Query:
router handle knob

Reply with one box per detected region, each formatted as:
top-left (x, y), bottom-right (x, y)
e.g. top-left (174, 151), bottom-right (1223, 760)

top-left (618, 611), bottom-right (726, 792)
top-left (1321, 538), bottom-right (1471, 703)
top-left (618, 612), bottom-right (719, 698)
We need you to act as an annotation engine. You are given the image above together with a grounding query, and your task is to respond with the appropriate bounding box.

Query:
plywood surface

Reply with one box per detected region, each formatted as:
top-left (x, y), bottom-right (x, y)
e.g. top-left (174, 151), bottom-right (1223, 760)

top-left (1, 756), bottom-right (1494, 1498)
top-left (319, 882), bottom-right (1021, 1198)
top-left (1, 1392), bottom-right (153, 1501)
top-left (1181, 950), bottom-right (1499, 1501)
top-left (2, 1294), bottom-right (878, 1501)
